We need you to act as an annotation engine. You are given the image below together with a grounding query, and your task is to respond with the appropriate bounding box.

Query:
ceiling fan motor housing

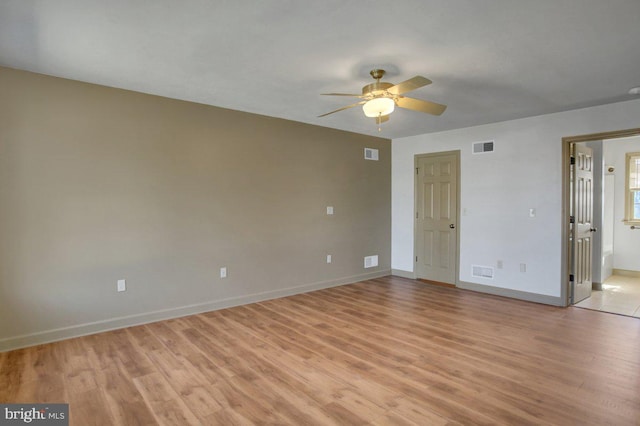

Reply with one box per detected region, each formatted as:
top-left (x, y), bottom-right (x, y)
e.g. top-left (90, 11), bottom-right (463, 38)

top-left (362, 82), bottom-right (394, 97)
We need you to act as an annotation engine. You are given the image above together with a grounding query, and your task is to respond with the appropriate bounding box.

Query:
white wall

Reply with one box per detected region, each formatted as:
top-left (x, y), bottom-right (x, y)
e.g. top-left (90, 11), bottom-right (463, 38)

top-left (392, 99), bottom-right (640, 298)
top-left (603, 135), bottom-right (640, 272)
top-left (603, 173), bottom-right (615, 254)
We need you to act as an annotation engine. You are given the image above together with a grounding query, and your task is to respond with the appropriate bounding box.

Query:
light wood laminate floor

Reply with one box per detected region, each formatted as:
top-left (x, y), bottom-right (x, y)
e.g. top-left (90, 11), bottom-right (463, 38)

top-left (1, 276), bottom-right (639, 425)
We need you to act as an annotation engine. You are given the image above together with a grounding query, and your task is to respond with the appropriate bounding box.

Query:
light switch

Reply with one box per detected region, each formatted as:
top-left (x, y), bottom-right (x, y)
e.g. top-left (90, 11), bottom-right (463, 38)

top-left (117, 279), bottom-right (126, 292)
top-left (529, 208), bottom-right (536, 217)
top-left (326, 206), bottom-right (334, 215)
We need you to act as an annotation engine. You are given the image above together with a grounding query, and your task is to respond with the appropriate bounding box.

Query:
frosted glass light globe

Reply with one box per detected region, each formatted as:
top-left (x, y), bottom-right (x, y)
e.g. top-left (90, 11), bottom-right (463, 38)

top-left (363, 97), bottom-right (395, 117)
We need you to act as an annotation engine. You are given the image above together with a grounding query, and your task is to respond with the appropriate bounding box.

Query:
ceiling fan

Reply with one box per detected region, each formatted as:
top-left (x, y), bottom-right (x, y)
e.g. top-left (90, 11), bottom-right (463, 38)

top-left (319, 69), bottom-right (447, 129)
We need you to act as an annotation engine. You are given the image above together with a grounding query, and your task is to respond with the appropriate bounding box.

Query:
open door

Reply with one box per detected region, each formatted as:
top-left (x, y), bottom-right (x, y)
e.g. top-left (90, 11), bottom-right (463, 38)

top-left (562, 128), bottom-right (640, 307)
top-left (571, 143), bottom-right (595, 304)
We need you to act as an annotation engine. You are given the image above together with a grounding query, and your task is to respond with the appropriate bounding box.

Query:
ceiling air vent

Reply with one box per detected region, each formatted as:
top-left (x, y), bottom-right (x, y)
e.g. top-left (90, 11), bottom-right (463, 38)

top-left (364, 148), bottom-right (379, 161)
top-left (472, 265), bottom-right (494, 279)
top-left (472, 140), bottom-right (494, 154)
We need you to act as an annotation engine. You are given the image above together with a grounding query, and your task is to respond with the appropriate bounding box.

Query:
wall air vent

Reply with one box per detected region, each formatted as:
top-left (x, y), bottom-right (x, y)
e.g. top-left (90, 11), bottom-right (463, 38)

top-left (472, 140), bottom-right (495, 154)
top-left (364, 148), bottom-right (379, 161)
top-left (364, 255), bottom-right (379, 268)
top-left (472, 265), bottom-right (494, 279)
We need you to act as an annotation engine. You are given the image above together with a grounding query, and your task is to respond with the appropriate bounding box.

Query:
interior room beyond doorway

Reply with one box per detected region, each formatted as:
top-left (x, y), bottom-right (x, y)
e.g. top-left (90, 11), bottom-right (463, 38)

top-left (575, 274), bottom-right (640, 317)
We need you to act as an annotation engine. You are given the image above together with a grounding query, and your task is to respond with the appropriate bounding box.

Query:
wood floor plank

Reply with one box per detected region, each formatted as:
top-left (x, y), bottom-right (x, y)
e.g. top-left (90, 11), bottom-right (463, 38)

top-left (133, 372), bottom-right (201, 425)
top-left (94, 358), bottom-right (157, 425)
top-left (13, 373), bottom-right (67, 404)
top-left (0, 349), bottom-right (26, 401)
top-left (67, 387), bottom-right (117, 426)
top-left (1, 276), bottom-right (639, 425)
top-left (144, 350), bottom-right (220, 408)
top-left (211, 374), bottom-right (291, 424)
top-left (275, 291), bottom-right (596, 423)
top-left (239, 303), bottom-right (504, 425)
top-left (203, 408), bottom-right (254, 426)
top-left (222, 305), bottom-right (478, 424)
top-left (59, 340), bottom-right (99, 397)
top-left (208, 310), bottom-right (455, 425)
top-left (315, 283), bottom-right (616, 389)
top-left (370, 410), bottom-right (421, 426)
top-left (193, 315), bottom-right (341, 424)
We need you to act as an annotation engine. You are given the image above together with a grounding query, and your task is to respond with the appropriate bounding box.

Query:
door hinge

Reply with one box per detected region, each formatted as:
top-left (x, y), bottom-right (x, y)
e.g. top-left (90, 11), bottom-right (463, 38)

top-left (570, 156), bottom-right (575, 165)
top-left (569, 215), bottom-right (575, 224)
top-left (416, 256), bottom-right (418, 262)
top-left (416, 212), bottom-right (418, 219)
top-left (569, 274), bottom-right (574, 282)
top-left (416, 167), bottom-right (419, 174)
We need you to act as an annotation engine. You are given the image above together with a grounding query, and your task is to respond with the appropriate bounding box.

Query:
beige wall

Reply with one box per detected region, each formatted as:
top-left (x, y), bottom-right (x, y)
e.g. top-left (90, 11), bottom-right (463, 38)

top-left (0, 67), bottom-right (391, 349)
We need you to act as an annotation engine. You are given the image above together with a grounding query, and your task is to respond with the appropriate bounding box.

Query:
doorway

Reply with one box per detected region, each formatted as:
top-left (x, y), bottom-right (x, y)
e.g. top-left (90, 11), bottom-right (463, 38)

top-left (414, 151), bottom-right (460, 285)
top-left (562, 128), bottom-right (640, 311)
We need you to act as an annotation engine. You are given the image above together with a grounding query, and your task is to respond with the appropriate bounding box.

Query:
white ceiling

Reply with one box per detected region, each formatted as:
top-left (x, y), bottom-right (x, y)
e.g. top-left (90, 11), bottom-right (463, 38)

top-left (1, 1), bottom-right (639, 139)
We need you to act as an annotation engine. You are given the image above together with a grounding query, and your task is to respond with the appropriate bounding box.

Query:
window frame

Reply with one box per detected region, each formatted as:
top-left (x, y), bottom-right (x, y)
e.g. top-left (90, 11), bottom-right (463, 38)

top-left (624, 151), bottom-right (640, 225)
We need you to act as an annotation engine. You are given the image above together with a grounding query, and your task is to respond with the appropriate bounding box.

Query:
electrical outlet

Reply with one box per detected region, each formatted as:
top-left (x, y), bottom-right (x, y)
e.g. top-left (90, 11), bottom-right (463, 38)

top-left (117, 279), bottom-right (126, 292)
top-left (220, 267), bottom-right (227, 278)
top-left (326, 254), bottom-right (332, 264)
top-left (497, 260), bottom-right (503, 269)
top-left (326, 206), bottom-right (334, 215)
top-left (520, 263), bottom-right (527, 273)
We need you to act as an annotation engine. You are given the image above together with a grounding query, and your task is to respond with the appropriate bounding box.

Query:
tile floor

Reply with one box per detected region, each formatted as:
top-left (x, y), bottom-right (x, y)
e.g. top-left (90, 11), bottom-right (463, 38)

top-left (574, 274), bottom-right (640, 317)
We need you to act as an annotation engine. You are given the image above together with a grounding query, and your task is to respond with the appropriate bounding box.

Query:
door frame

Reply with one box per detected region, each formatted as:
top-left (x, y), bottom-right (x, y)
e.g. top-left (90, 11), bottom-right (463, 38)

top-left (561, 127), bottom-right (640, 306)
top-left (414, 150), bottom-right (461, 285)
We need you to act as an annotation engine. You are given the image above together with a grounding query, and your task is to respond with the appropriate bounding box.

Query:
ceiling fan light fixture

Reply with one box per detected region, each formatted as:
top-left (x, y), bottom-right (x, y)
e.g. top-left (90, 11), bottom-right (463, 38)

top-left (363, 97), bottom-right (395, 118)
top-left (320, 69), bottom-right (446, 121)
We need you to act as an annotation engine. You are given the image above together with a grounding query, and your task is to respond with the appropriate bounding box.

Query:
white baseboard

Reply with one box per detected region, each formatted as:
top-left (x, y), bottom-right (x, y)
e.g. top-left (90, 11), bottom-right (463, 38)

top-left (613, 268), bottom-right (640, 278)
top-left (393, 270), bottom-right (562, 306)
top-left (391, 269), bottom-right (415, 279)
top-left (457, 280), bottom-right (564, 306)
top-left (0, 270), bottom-right (391, 352)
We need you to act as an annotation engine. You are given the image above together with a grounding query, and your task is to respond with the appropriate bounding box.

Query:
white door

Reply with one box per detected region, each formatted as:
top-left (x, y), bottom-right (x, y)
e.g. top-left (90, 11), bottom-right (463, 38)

top-left (415, 152), bottom-right (458, 284)
top-left (571, 143), bottom-right (594, 304)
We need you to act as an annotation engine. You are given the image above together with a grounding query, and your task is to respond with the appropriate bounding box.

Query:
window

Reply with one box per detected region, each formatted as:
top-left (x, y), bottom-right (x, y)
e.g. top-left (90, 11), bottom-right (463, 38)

top-left (625, 152), bottom-right (640, 224)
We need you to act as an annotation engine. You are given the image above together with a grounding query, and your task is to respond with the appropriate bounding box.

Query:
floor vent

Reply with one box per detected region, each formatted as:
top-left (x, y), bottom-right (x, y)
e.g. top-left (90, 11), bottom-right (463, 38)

top-left (364, 148), bottom-right (379, 161)
top-left (472, 140), bottom-right (494, 154)
top-left (472, 265), bottom-right (494, 279)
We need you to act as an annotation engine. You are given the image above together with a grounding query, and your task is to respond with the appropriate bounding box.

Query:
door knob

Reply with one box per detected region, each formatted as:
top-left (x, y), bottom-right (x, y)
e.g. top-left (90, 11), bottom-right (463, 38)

top-left (590, 228), bottom-right (597, 232)
top-left (449, 224), bottom-right (455, 229)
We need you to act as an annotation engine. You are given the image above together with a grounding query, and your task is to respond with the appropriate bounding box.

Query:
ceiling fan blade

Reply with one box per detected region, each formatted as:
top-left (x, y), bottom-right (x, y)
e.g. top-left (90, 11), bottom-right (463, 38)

top-left (321, 93), bottom-right (365, 97)
top-left (387, 76), bottom-right (432, 95)
top-left (318, 101), bottom-right (366, 117)
top-left (396, 97), bottom-right (447, 115)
